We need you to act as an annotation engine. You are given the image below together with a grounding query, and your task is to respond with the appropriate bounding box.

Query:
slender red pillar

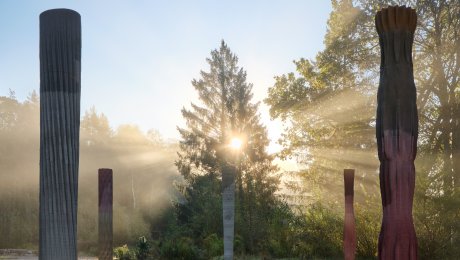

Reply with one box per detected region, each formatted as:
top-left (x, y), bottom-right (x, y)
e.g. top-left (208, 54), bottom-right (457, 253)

top-left (343, 169), bottom-right (356, 260)
top-left (375, 6), bottom-right (418, 259)
top-left (98, 169), bottom-right (113, 260)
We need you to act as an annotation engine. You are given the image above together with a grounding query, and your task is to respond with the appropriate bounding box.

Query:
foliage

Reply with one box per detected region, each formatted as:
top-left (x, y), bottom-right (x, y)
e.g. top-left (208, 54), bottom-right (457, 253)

top-left (170, 40), bottom-right (290, 257)
top-left (266, 0), bottom-right (460, 258)
top-left (202, 234), bottom-right (223, 257)
top-left (291, 203), bottom-right (342, 258)
top-left (0, 92), bottom-right (179, 253)
top-left (0, 92), bottom-right (40, 248)
top-left (2, 1), bottom-right (459, 258)
top-left (265, 0), bottom-right (378, 205)
top-left (159, 236), bottom-right (201, 259)
top-left (135, 236), bottom-right (152, 260)
top-left (114, 244), bottom-right (135, 260)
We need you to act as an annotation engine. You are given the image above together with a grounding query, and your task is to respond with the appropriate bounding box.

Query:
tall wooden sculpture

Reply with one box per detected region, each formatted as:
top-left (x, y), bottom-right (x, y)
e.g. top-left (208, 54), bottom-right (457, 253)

top-left (39, 9), bottom-right (81, 260)
top-left (375, 6), bottom-right (418, 259)
top-left (99, 169), bottom-right (113, 260)
top-left (222, 161), bottom-right (235, 260)
top-left (343, 169), bottom-right (356, 260)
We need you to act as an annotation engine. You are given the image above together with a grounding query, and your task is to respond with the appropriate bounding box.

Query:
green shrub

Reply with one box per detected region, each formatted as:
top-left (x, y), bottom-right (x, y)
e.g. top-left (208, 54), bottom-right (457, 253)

top-left (114, 244), bottom-right (135, 260)
top-left (159, 236), bottom-right (201, 259)
top-left (291, 203), bottom-right (342, 258)
top-left (203, 233), bottom-right (223, 257)
top-left (135, 236), bottom-right (152, 260)
top-left (136, 236), bottom-right (152, 260)
top-left (233, 234), bottom-right (244, 255)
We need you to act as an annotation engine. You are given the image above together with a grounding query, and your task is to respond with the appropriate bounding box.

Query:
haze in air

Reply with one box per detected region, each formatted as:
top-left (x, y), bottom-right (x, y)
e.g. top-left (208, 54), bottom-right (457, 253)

top-left (1, 1), bottom-right (459, 259)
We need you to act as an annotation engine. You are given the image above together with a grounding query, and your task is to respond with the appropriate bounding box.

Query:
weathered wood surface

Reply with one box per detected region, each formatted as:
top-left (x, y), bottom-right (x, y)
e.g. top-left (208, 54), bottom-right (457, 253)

top-left (375, 6), bottom-right (418, 260)
top-left (343, 169), bottom-right (356, 260)
top-left (222, 162), bottom-right (235, 260)
top-left (39, 9), bottom-right (81, 260)
top-left (98, 169), bottom-right (113, 260)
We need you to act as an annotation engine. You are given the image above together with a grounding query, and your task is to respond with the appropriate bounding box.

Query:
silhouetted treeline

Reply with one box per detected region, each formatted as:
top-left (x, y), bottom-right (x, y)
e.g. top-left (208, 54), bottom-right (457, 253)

top-left (0, 91), bottom-right (179, 255)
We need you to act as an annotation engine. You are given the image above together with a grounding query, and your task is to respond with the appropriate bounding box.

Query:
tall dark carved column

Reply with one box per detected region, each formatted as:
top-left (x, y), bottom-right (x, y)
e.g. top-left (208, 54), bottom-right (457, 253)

top-left (39, 9), bottom-right (81, 260)
top-left (99, 169), bottom-right (113, 260)
top-left (343, 169), bottom-right (356, 260)
top-left (375, 6), bottom-right (418, 260)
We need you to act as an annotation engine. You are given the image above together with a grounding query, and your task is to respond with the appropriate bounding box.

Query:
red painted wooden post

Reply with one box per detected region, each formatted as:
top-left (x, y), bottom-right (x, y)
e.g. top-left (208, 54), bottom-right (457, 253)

top-left (99, 169), bottom-right (113, 260)
top-left (343, 169), bottom-right (356, 260)
top-left (375, 6), bottom-right (418, 259)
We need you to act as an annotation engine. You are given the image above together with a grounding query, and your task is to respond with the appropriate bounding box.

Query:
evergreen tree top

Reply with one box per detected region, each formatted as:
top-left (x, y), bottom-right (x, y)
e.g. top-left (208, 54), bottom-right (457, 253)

top-left (177, 40), bottom-right (274, 180)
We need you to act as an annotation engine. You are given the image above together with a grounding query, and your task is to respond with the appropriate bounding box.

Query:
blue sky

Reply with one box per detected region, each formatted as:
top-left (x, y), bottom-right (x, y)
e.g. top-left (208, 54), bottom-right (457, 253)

top-left (0, 1), bottom-right (332, 147)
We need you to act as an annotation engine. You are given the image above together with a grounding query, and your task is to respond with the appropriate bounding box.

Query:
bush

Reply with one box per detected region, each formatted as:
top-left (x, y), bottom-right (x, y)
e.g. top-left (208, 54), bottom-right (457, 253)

top-left (159, 236), bottom-right (201, 259)
top-left (233, 234), bottom-right (245, 255)
top-left (135, 236), bottom-right (152, 260)
top-left (114, 244), bottom-right (135, 260)
top-left (203, 233), bottom-right (223, 257)
top-left (291, 203), bottom-right (342, 258)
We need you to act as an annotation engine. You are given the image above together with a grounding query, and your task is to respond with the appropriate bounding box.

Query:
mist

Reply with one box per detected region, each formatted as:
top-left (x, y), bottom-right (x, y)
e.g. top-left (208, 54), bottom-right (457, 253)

top-left (0, 92), bottom-right (180, 254)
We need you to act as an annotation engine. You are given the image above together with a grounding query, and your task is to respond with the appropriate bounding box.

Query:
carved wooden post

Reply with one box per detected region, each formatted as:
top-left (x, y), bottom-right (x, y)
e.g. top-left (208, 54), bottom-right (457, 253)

top-left (222, 161), bottom-right (235, 260)
top-left (375, 6), bottom-right (418, 259)
top-left (343, 169), bottom-right (356, 260)
top-left (98, 169), bottom-right (113, 260)
top-left (39, 9), bottom-right (81, 260)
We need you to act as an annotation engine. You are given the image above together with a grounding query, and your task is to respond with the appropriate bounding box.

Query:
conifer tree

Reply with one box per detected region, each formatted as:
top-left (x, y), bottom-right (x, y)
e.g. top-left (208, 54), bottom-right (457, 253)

top-left (175, 41), bottom-right (280, 256)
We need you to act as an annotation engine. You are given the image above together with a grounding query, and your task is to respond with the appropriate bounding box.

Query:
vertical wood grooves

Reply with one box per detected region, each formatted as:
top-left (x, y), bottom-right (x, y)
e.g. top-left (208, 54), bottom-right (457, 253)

top-left (375, 6), bottom-right (418, 260)
top-left (343, 169), bottom-right (356, 260)
top-left (39, 9), bottom-right (81, 260)
top-left (98, 169), bottom-right (113, 260)
top-left (222, 163), bottom-right (235, 260)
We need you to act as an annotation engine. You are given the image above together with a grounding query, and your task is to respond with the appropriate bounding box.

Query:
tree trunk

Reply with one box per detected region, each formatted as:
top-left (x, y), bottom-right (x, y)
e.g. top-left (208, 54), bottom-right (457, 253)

top-left (39, 9), bottom-right (81, 260)
top-left (343, 169), bottom-right (356, 260)
top-left (98, 169), bottom-right (113, 260)
top-left (375, 6), bottom-right (418, 260)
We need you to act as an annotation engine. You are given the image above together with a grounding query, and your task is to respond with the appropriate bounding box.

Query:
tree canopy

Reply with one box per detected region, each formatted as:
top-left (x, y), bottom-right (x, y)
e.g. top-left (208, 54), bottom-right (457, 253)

top-left (167, 41), bottom-right (291, 258)
top-left (265, 0), bottom-right (460, 258)
top-left (0, 93), bottom-right (178, 255)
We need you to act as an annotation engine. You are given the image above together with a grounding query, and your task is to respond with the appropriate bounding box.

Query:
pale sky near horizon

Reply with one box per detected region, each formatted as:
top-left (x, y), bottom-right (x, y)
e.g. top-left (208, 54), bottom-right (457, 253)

top-left (0, 1), bottom-right (332, 152)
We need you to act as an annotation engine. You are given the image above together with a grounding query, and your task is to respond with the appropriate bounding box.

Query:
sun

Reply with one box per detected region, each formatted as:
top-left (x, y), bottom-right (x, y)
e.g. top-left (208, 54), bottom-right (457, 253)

top-left (230, 137), bottom-right (242, 150)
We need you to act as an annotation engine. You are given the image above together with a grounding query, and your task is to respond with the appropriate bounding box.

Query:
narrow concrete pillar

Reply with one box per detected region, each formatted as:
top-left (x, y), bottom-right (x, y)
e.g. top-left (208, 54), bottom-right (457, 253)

top-left (375, 6), bottom-right (418, 259)
top-left (98, 169), bottom-right (113, 260)
top-left (343, 169), bottom-right (356, 260)
top-left (39, 9), bottom-right (81, 260)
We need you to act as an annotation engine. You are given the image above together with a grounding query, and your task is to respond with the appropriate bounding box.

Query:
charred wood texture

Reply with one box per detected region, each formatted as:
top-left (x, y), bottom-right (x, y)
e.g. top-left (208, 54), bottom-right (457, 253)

top-left (375, 6), bottom-right (418, 260)
top-left (343, 169), bottom-right (356, 260)
top-left (98, 169), bottom-right (113, 260)
top-left (39, 9), bottom-right (81, 260)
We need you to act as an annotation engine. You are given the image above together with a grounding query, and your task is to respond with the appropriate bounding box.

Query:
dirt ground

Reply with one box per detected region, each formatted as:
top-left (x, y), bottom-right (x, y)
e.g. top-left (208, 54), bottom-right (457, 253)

top-left (0, 250), bottom-right (97, 260)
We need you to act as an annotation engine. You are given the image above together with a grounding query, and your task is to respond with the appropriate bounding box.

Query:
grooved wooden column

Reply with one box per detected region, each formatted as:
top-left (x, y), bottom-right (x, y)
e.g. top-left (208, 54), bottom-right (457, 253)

top-left (343, 169), bottom-right (356, 260)
top-left (375, 6), bottom-right (418, 260)
top-left (222, 161), bottom-right (235, 260)
top-left (39, 9), bottom-right (81, 260)
top-left (98, 169), bottom-right (113, 260)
